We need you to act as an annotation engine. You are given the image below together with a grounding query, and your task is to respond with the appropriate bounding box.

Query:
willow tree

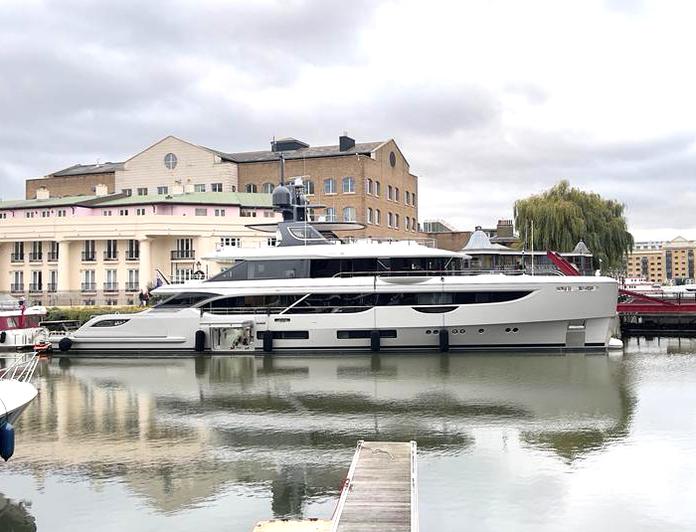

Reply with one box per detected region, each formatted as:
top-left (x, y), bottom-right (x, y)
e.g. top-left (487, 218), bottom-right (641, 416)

top-left (514, 180), bottom-right (633, 271)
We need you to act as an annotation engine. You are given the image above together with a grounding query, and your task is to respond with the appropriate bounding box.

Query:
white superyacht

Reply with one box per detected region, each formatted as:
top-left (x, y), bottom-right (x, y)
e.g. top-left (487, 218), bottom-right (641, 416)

top-left (58, 179), bottom-right (619, 355)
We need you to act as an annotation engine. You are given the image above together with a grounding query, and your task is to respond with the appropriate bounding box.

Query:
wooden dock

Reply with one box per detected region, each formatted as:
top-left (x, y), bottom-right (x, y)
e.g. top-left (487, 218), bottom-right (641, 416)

top-left (331, 440), bottom-right (418, 532)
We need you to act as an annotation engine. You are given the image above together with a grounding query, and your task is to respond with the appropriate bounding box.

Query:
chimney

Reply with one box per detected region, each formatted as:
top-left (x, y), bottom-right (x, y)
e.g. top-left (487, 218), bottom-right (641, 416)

top-left (339, 133), bottom-right (355, 151)
top-left (172, 181), bottom-right (184, 195)
top-left (95, 184), bottom-right (108, 197)
top-left (36, 187), bottom-right (50, 200)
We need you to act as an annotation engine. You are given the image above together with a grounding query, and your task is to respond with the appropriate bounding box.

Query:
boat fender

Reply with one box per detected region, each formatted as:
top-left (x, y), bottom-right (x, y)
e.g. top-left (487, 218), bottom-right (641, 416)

top-left (58, 337), bottom-right (73, 352)
top-left (439, 329), bottom-right (450, 352)
top-left (0, 331), bottom-right (5, 343)
top-left (0, 422), bottom-right (15, 461)
top-left (262, 330), bottom-right (273, 353)
top-left (370, 330), bottom-right (381, 352)
top-left (194, 330), bottom-right (206, 352)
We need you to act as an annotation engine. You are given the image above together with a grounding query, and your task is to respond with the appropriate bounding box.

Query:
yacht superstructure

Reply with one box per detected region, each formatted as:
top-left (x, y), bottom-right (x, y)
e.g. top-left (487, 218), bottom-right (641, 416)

top-left (58, 172), bottom-right (619, 355)
top-left (0, 296), bottom-right (48, 352)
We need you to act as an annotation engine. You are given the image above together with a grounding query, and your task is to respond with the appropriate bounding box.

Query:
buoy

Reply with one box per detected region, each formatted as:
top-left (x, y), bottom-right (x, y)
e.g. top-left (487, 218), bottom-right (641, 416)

top-left (0, 331), bottom-right (6, 343)
top-left (370, 330), bottom-right (381, 352)
top-left (439, 329), bottom-right (449, 352)
top-left (58, 337), bottom-right (73, 352)
top-left (0, 422), bottom-right (15, 461)
top-left (194, 330), bottom-right (206, 352)
top-left (262, 330), bottom-right (273, 353)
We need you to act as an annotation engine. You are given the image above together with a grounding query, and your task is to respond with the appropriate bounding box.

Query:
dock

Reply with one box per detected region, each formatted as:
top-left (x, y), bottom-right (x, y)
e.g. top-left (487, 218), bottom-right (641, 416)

top-left (331, 440), bottom-right (418, 532)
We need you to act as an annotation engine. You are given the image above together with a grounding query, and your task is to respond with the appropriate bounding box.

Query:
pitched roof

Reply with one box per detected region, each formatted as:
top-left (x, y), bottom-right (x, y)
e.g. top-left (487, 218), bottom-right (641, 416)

top-left (0, 192), bottom-right (272, 210)
top-left (90, 192), bottom-right (273, 208)
top-left (217, 141), bottom-right (385, 163)
top-left (50, 162), bottom-right (124, 177)
top-left (572, 240), bottom-right (591, 255)
top-left (0, 195), bottom-right (102, 209)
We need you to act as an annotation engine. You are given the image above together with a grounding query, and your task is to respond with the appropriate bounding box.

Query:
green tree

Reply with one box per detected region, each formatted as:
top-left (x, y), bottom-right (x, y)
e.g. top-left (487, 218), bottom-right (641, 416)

top-left (514, 180), bottom-right (633, 271)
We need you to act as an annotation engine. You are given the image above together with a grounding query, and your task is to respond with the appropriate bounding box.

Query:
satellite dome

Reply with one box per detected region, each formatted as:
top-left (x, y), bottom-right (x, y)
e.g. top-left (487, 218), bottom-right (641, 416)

top-left (271, 185), bottom-right (291, 208)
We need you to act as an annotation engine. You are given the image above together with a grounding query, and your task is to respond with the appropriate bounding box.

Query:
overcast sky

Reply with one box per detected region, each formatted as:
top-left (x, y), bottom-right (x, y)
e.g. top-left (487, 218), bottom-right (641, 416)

top-left (1, 0), bottom-right (694, 241)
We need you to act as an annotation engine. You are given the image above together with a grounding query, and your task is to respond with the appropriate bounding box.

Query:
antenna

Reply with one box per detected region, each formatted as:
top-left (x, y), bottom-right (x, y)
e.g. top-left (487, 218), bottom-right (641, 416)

top-left (531, 220), bottom-right (535, 276)
top-left (279, 153), bottom-right (285, 185)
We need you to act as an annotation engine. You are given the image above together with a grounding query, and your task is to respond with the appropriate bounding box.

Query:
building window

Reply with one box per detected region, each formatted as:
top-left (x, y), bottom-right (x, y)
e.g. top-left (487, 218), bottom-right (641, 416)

top-left (0, 213), bottom-right (7, 219)
top-left (215, 208), bottom-right (226, 217)
top-left (405, 191), bottom-right (410, 205)
top-left (366, 178), bottom-right (373, 195)
top-left (195, 208), bottom-right (207, 216)
top-left (241, 208), bottom-right (257, 217)
top-left (326, 207), bottom-right (337, 222)
top-left (136, 187), bottom-right (147, 196)
top-left (25, 212), bottom-right (34, 218)
top-left (375, 209), bottom-right (381, 225)
top-left (102, 210), bottom-right (112, 216)
top-left (395, 188), bottom-right (400, 202)
top-left (304, 180), bottom-right (315, 195)
top-left (245, 184), bottom-right (258, 193)
top-left (136, 208), bottom-right (146, 216)
top-left (324, 178), bottom-right (336, 194)
top-left (220, 236), bottom-right (240, 247)
top-left (367, 208), bottom-right (373, 224)
top-left (263, 182), bottom-right (274, 194)
top-left (342, 176), bottom-right (355, 193)
top-left (194, 184), bottom-right (206, 193)
top-left (388, 212), bottom-right (393, 227)
top-left (119, 209), bottom-right (129, 216)
top-left (387, 185), bottom-right (393, 201)
top-left (127, 240), bottom-right (140, 260)
top-left (375, 181), bottom-right (381, 197)
top-left (405, 217), bottom-right (410, 231)
top-left (122, 189), bottom-right (132, 196)
top-left (211, 183), bottom-right (223, 192)
top-left (412, 192), bottom-right (416, 205)
top-left (343, 207), bottom-right (356, 222)
top-left (164, 153), bottom-right (177, 170)
top-left (394, 213), bottom-right (399, 228)
top-left (41, 211), bottom-right (49, 218)
top-left (157, 186), bottom-right (169, 195)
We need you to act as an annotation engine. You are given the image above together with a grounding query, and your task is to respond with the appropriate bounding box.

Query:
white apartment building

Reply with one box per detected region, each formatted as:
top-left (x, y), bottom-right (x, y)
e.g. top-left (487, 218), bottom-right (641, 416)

top-left (0, 188), bottom-right (277, 306)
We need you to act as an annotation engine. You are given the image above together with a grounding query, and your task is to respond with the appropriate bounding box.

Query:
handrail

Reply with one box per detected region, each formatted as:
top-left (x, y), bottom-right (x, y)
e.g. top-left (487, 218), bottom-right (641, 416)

top-left (0, 352), bottom-right (40, 383)
top-left (330, 268), bottom-right (560, 278)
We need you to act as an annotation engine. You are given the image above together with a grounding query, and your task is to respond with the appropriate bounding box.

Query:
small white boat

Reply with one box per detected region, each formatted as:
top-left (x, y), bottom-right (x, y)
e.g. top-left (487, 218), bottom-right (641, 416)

top-left (0, 296), bottom-right (49, 352)
top-left (0, 352), bottom-right (40, 460)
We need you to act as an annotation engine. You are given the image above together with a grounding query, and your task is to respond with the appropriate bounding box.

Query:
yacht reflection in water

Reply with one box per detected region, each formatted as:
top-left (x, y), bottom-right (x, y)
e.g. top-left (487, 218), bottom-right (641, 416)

top-left (10, 353), bottom-right (634, 517)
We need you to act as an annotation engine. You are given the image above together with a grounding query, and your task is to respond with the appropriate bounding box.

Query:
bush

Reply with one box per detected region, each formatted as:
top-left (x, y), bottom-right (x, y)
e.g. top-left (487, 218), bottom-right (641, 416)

top-left (45, 306), bottom-right (143, 324)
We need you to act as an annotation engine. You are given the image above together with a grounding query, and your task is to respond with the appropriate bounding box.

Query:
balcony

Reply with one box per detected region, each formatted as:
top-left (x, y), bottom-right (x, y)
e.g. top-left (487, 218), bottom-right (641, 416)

top-left (103, 282), bottom-right (119, 293)
top-left (10, 253), bottom-right (24, 263)
top-left (125, 252), bottom-right (140, 261)
top-left (47, 252), bottom-right (59, 262)
top-left (171, 250), bottom-right (195, 260)
top-left (125, 282), bottom-right (139, 292)
top-left (103, 251), bottom-right (119, 262)
top-left (29, 252), bottom-right (43, 262)
top-left (29, 283), bottom-right (43, 293)
top-left (47, 283), bottom-right (57, 293)
top-left (10, 283), bottom-right (24, 293)
top-left (81, 282), bottom-right (97, 292)
top-left (81, 251), bottom-right (96, 262)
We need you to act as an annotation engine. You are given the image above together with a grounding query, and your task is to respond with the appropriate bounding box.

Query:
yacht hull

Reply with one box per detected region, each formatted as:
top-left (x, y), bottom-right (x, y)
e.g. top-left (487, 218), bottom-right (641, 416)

top-left (58, 275), bottom-right (619, 355)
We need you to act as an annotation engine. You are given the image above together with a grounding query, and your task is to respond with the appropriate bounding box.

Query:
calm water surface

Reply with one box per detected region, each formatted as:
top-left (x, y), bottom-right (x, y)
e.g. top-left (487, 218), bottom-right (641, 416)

top-left (2, 338), bottom-right (696, 531)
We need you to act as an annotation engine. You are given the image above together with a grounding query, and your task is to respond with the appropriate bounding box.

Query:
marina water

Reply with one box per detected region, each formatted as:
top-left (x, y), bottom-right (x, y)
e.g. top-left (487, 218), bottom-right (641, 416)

top-left (2, 338), bottom-right (696, 531)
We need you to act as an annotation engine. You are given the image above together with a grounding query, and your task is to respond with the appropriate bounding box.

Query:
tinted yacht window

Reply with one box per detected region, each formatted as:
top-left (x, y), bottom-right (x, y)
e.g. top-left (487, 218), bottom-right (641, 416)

top-left (155, 293), bottom-right (213, 308)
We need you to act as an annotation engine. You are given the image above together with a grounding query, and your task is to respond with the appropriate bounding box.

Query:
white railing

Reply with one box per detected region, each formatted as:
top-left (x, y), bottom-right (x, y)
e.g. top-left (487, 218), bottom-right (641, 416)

top-left (0, 352), bottom-right (39, 383)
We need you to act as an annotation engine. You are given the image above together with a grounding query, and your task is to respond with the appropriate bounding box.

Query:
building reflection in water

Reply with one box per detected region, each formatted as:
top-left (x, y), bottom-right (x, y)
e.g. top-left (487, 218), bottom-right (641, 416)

top-left (7, 352), bottom-right (635, 518)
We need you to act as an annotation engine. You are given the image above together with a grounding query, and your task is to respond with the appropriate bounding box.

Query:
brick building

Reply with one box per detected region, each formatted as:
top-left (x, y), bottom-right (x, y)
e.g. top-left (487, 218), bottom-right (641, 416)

top-left (626, 237), bottom-right (696, 284)
top-left (25, 134), bottom-right (419, 239)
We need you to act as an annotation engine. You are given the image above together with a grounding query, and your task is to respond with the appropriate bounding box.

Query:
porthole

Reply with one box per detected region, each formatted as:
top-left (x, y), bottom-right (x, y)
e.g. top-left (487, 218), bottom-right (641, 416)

top-left (478, 328), bottom-right (485, 334)
top-left (505, 327), bottom-right (511, 333)
top-left (460, 329), bottom-right (466, 334)
top-left (512, 327), bottom-right (519, 333)
top-left (425, 330), bottom-right (431, 335)
top-left (452, 329), bottom-right (457, 334)
top-left (433, 329), bottom-right (439, 335)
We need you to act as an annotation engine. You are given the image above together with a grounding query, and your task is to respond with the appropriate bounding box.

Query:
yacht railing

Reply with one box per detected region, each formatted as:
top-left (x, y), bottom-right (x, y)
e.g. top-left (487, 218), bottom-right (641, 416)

top-left (331, 268), bottom-right (564, 278)
top-left (0, 352), bottom-right (40, 383)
